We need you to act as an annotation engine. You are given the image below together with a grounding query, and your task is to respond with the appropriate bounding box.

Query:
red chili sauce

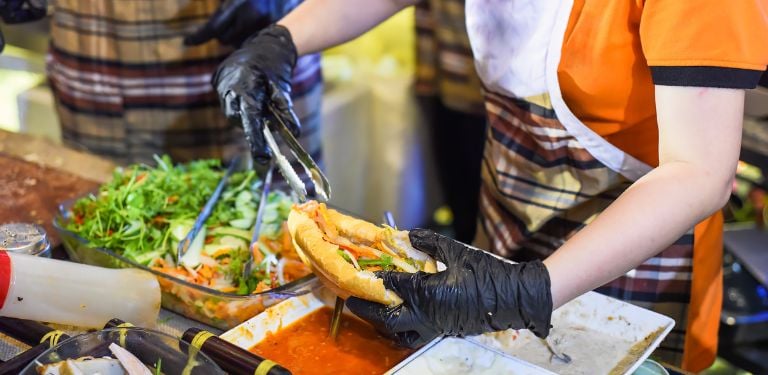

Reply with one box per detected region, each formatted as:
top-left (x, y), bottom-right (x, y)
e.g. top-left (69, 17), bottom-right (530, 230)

top-left (250, 307), bottom-right (414, 375)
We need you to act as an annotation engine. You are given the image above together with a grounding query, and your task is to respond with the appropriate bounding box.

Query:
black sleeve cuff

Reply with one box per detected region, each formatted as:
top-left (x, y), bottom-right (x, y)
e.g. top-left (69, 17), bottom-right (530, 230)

top-left (650, 66), bottom-right (765, 89)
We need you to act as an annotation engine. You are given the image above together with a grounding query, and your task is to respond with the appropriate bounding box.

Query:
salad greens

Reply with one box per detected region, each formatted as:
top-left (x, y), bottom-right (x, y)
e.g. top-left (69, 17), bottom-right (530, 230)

top-left (65, 155), bottom-right (310, 295)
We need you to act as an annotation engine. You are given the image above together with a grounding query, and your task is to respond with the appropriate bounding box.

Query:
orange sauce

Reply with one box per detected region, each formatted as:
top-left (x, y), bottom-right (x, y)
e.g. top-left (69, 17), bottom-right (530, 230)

top-left (250, 307), bottom-right (414, 375)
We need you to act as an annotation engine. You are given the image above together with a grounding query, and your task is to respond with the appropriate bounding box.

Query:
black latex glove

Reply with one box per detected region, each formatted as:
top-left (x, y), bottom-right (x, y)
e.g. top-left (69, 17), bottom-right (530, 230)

top-left (0, 0), bottom-right (47, 53)
top-left (347, 229), bottom-right (553, 348)
top-left (211, 24), bottom-right (299, 164)
top-left (184, 0), bottom-right (298, 47)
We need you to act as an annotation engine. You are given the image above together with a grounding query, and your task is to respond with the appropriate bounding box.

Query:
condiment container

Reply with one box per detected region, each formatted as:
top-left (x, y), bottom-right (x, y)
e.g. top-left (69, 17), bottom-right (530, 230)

top-left (0, 251), bottom-right (161, 328)
top-left (0, 223), bottom-right (51, 257)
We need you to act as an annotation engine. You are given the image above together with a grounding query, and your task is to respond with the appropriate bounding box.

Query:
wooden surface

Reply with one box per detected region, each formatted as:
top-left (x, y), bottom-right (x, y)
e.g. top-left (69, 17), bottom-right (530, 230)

top-left (0, 130), bottom-right (115, 245)
top-left (0, 129), bottom-right (115, 184)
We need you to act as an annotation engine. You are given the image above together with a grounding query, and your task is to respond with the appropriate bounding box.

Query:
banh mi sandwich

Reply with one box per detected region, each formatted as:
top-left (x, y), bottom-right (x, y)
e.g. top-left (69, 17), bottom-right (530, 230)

top-left (287, 201), bottom-right (437, 305)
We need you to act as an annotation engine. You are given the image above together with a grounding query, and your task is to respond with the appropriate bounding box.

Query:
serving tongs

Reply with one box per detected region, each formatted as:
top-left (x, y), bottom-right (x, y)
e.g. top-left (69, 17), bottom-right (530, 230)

top-left (242, 159), bottom-right (275, 283)
top-left (177, 156), bottom-right (240, 263)
top-left (264, 102), bottom-right (331, 203)
top-left (234, 98), bottom-right (331, 298)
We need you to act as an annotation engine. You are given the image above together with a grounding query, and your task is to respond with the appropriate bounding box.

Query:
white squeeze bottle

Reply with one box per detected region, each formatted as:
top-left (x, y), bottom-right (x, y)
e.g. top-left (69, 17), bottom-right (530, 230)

top-left (0, 251), bottom-right (161, 328)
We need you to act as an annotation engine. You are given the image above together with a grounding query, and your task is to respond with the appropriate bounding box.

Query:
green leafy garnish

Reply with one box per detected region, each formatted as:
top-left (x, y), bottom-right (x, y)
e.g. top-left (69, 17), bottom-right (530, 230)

top-left (65, 155), bottom-right (301, 295)
top-left (357, 254), bottom-right (395, 271)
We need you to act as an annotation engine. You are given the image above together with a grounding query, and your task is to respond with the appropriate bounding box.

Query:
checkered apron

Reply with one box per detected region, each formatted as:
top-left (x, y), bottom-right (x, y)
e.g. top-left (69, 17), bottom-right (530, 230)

top-left (465, 1), bottom-right (702, 365)
top-left (477, 90), bottom-right (692, 365)
top-left (47, 0), bottom-right (322, 166)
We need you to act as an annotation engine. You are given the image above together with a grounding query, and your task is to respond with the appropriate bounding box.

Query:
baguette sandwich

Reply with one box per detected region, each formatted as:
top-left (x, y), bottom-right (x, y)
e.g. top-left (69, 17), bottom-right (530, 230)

top-left (287, 201), bottom-right (437, 305)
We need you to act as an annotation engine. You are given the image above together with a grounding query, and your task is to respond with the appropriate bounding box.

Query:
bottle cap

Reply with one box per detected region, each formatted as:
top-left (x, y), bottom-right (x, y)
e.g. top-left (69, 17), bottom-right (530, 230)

top-left (0, 223), bottom-right (51, 257)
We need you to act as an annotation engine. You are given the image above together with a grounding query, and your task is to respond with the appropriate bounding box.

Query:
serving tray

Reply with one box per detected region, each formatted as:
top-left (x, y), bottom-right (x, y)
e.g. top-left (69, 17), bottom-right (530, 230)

top-left (221, 280), bottom-right (673, 375)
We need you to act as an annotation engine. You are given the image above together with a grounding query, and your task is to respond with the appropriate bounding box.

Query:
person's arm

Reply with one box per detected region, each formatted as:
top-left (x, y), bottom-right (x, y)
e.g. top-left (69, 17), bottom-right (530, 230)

top-left (278, 0), bottom-right (418, 55)
top-left (543, 86), bottom-right (743, 308)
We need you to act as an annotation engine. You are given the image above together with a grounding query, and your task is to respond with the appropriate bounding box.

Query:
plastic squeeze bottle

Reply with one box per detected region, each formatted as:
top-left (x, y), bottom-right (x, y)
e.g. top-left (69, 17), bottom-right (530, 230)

top-left (0, 251), bottom-right (161, 328)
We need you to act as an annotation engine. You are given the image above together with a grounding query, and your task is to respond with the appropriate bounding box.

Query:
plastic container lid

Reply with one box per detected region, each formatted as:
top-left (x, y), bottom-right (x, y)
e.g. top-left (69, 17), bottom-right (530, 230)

top-left (0, 223), bottom-right (50, 256)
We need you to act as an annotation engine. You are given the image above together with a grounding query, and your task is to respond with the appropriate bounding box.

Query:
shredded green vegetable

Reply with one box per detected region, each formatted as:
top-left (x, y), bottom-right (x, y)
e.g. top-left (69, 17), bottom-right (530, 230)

top-left (65, 155), bottom-right (302, 295)
top-left (358, 254), bottom-right (395, 271)
top-left (66, 155), bottom-right (223, 261)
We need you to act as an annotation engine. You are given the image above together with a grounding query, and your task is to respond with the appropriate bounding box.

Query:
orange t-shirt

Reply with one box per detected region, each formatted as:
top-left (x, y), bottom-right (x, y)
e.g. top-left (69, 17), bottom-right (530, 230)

top-left (555, 2), bottom-right (768, 370)
top-left (559, 0), bottom-right (768, 167)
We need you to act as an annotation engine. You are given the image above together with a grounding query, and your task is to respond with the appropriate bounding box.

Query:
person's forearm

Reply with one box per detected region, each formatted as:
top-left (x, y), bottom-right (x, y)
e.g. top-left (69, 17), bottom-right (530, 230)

top-left (543, 162), bottom-right (732, 308)
top-left (278, 0), bottom-right (416, 55)
top-left (543, 86), bottom-right (744, 309)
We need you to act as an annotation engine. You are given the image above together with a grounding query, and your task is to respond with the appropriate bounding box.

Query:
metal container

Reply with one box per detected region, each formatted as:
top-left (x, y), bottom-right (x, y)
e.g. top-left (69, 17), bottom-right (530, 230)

top-left (222, 283), bottom-right (675, 375)
top-left (0, 223), bottom-right (51, 257)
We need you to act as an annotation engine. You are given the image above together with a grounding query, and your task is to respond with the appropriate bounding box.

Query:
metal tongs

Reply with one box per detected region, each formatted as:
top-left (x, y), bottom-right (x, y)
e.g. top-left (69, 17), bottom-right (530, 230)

top-left (235, 98), bottom-right (332, 293)
top-left (263, 102), bottom-right (331, 203)
top-left (177, 157), bottom-right (240, 262)
top-left (242, 159), bottom-right (275, 283)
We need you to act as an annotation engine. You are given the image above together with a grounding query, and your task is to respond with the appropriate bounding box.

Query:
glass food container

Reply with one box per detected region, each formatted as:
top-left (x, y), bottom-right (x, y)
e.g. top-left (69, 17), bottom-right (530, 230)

top-left (21, 328), bottom-right (226, 375)
top-left (53, 200), bottom-right (315, 330)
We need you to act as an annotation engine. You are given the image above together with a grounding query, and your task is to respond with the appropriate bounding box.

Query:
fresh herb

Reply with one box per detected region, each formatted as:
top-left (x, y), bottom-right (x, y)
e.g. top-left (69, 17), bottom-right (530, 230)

top-left (337, 249), bottom-right (353, 264)
top-left (66, 155), bottom-right (224, 264)
top-left (65, 156), bottom-right (304, 295)
top-left (357, 254), bottom-right (395, 271)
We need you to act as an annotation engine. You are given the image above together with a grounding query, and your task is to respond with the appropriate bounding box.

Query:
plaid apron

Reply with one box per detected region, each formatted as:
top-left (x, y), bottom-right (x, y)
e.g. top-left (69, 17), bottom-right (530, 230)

top-left (478, 91), bottom-right (693, 365)
top-left (414, 0), bottom-right (484, 115)
top-left (467, 1), bottom-right (722, 368)
top-left (47, 0), bottom-right (322, 166)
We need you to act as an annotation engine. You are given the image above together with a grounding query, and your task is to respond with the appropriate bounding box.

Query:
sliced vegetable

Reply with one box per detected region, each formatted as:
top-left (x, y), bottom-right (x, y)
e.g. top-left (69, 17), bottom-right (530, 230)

top-left (65, 156), bottom-right (310, 296)
top-left (180, 226), bottom-right (206, 268)
top-left (109, 343), bottom-right (153, 375)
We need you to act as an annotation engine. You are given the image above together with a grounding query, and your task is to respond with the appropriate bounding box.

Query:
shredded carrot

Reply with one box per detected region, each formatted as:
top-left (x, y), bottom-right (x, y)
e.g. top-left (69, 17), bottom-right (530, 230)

top-left (254, 281), bottom-right (271, 293)
top-left (198, 265), bottom-right (213, 279)
top-left (251, 243), bottom-right (265, 264)
top-left (336, 240), bottom-right (380, 259)
top-left (283, 259), bottom-right (311, 281)
top-left (281, 222), bottom-right (292, 251)
top-left (314, 204), bottom-right (339, 240)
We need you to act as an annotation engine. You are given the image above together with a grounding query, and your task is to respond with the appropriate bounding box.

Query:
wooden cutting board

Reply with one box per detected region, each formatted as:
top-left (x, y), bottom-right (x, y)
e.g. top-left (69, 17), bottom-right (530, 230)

top-left (0, 130), bottom-right (115, 246)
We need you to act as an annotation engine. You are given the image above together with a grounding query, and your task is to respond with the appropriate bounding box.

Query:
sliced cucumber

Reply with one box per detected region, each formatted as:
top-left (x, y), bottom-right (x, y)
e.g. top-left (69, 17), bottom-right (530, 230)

top-left (180, 227), bottom-right (206, 267)
top-left (238, 205), bottom-right (257, 221)
top-left (235, 191), bottom-right (254, 209)
top-left (170, 220), bottom-right (193, 241)
top-left (219, 235), bottom-right (248, 250)
top-left (229, 217), bottom-right (254, 229)
top-left (204, 243), bottom-right (231, 256)
top-left (209, 227), bottom-right (252, 241)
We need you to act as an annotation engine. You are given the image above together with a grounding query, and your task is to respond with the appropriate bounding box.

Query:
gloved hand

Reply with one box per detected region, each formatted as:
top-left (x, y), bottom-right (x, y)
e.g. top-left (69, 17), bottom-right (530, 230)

top-left (347, 229), bottom-right (553, 348)
top-left (211, 24), bottom-right (299, 164)
top-left (0, 0), bottom-right (47, 53)
top-left (184, 0), bottom-right (298, 47)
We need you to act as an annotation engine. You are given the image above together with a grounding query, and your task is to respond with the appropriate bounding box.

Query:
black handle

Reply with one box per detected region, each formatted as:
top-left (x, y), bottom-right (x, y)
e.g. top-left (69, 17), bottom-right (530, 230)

top-left (182, 328), bottom-right (292, 375)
